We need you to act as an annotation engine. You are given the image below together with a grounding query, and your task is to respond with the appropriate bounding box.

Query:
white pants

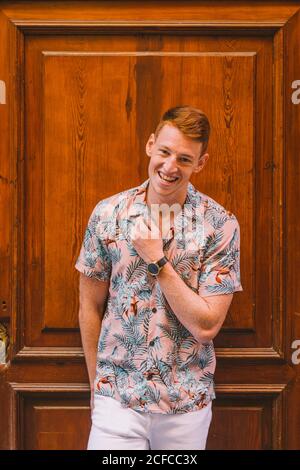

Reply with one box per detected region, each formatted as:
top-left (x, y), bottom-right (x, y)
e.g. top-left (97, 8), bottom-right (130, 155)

top-left (87, 395), bottom-right (212, 450)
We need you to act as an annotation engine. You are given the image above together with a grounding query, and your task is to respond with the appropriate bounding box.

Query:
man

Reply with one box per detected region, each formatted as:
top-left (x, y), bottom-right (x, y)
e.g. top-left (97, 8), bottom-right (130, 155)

top-left (75, 105), bottom-right (243, 450)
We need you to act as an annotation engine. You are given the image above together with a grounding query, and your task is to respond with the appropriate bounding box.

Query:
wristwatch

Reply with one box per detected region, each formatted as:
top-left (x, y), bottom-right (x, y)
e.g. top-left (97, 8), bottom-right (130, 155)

top-left (147, 256), bottom-right (168, 276)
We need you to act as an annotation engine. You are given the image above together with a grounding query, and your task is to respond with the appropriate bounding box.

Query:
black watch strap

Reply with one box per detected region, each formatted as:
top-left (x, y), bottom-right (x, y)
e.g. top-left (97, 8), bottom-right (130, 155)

top-left (157, 256), bottom-right (168, 268)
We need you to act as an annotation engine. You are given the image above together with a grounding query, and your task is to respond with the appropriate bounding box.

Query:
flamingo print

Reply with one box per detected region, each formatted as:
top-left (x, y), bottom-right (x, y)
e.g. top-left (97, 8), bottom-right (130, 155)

top-left (215, 267), bottom-right (230, 283)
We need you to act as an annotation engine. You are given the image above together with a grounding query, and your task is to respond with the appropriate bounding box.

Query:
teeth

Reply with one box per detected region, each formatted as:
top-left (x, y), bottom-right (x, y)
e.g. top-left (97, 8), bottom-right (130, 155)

top-left (158, 172), bottom-right (178, 182)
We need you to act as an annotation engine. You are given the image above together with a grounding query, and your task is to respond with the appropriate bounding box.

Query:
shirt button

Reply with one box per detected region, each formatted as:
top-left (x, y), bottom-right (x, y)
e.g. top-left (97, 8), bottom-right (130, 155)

top-left (152, 308), bottom-right (157, 313)
top-left (149, 340), bottom-right (155, 347)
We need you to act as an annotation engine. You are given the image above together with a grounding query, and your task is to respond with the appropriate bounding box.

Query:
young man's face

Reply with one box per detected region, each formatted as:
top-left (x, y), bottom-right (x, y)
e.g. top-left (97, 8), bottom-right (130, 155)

top-left (146, 123), bottom-right (209, 200)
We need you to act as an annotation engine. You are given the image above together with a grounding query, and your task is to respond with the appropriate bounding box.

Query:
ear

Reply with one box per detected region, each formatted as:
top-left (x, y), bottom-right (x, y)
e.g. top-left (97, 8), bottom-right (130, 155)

top-left (146, 133), bottom-right (155, 157)
top-left (193, 153), bottom-right (209, 173)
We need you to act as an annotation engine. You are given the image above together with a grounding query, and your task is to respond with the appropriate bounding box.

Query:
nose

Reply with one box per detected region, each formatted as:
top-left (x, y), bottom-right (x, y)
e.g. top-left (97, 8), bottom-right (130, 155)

top-left (163, 155), bottom-right (178, 174)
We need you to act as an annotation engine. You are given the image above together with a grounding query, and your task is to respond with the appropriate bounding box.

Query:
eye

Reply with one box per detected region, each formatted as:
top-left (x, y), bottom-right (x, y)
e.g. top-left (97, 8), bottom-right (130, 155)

top-left (180, 157), bottom-right (191, 163)
top-left (158, 149), bottom-right (170, 157)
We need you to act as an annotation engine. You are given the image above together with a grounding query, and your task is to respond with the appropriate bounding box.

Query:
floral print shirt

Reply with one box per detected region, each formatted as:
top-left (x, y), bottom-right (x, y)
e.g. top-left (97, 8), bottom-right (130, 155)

top-left (75, 178), bottom-right (243, 414)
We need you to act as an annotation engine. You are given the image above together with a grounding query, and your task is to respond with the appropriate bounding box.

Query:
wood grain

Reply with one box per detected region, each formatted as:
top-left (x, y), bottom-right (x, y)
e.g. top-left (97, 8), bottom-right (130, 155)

top-left (0, 0), bottom-right (299, 450)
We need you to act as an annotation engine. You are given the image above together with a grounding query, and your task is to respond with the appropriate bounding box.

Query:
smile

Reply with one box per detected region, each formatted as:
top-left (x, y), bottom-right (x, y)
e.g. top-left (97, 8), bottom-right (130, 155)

top-left (158, 171), bottom-right (179, 183)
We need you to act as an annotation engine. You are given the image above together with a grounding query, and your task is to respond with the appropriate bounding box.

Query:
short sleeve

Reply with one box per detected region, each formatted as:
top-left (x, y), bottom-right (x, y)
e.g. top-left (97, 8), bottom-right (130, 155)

top-left (75, 203), bottom-right (112, 281)
top-left (198, 216), bottom-right (243, 297)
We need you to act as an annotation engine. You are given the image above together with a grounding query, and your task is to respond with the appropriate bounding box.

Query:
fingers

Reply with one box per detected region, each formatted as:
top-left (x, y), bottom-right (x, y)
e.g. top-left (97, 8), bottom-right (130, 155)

top-left (139, 215), bottom-right (161, 238)
top-left (131, 216), bottom-right (150, 239)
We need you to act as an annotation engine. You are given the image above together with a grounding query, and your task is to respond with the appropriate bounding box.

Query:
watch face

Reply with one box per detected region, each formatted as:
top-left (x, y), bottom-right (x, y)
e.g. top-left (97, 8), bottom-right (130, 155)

top-left (148, 263), bottom-right (159, 275)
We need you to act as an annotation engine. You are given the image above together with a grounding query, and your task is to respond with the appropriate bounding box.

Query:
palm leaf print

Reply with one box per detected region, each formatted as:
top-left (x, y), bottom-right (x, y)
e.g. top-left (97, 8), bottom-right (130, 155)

top-left (148, 357), bottom-right (172, 388)
top-left (113, 334), bottom-right (136, 355)
top-left (205, 207), bottom-right (229, 230)
top-left (129, 307), bottom-right (151, 335)
top-left (109, 247), bottom-right (121, 264)
top-left (229, 226), bottom-right (238, 247)
top-left (80, 181), bottom-right (232, 414)
top-left (137, 288), bottom-right (152, 301)
top-left (165, 350), bottom-right (178, 365)
top-left (114, 362), bottom-right (138, 378)
top-left (130, 308), bottom-right (149, 326)
top-left (83, 230), bottom-right (98, 267)
top-left (198, 370), bottom-right (215, 387)
top-left (83, 226), bottom-right (93, 247)
top-left (122, 356), bottom-right (139, 373)
top-left (119, 394), bottom-right (133, 406)
top-left (198, 343), bottom-right (215, 369)
top-left (99, 219), bottom-right (117, 239)
top-left (132, 201), bottom-right (147, 213)
top-left (171, 251), bottom-right (197, 272)
top-left (180, 337), bottom-right (199, 349)
top-left (148, 336), bottom-right (162, 352)
top-left (164, 307), bottom-right (193, 339)
top-left (174, 355), bottom-right (189, 370)
top-left (168, 387), bottom-right (182, 404)
top-left (112, 197), bottom-right (128, 219)
top-left (156, 358), bottom-right (173, 386)
top-left (127, 243), bottom-right (138, 257)
top-left (120, 324), bottom-right (146, 351)
top-left (98, 325), bottom-right (110, 353)
top-left (96, 389), bottom-right (114, 398)
top-left (86, 213), bottom-right (98, 233)
top-left (123, 321), bottom-right (145, 347)
top-left (182, 348), bottom-right (202, 367)
top-left (201, 230), bottom-right (224, 260)
top-left (118, 218), bottom-right (134, 241)
top-left (139, 358), bottom-right (149, 373)
top-left (209, 230), bottom-right (238, 266)
top-left (167, 403), bottom-right (191, 414)
top-left (145, 384), bottom-right (161, 404)
top-left (197, 267), bottom-right (209, 285)
top-left (111, 273), bottom-right (124, 291)
top-left (175, 238), bottom-right (186, 250)
top-left (205, 278), bottom-right (235, 294)
top-left (155, 287), bottom-right (167, 310)
top-left (212, 249), bottom-right (236, 268)
top-left (118, 318), bottom-right (147, 356)
top-left (158, 322), bottom-right (178, 343)
top-left (137, 307), bottom-right (151, 338)
top-left (125, 258), bottom-right (147, 282)
top-left (96, 359), bottom-right (114, 374)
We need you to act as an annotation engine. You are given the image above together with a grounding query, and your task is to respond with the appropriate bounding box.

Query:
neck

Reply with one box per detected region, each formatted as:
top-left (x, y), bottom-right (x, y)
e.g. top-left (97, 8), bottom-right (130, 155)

top-left (146, 180), bottom-right (187, 209)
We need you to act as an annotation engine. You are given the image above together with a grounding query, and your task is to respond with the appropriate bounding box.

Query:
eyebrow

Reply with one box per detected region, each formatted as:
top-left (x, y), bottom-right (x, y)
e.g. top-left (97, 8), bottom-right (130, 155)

top-left (159, 145), bottom-right (195, 160)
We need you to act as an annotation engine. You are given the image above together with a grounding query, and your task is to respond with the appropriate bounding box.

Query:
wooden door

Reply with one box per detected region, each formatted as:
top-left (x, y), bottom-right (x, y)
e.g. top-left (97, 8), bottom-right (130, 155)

top-left (0, 1), bottom-right (299, 450)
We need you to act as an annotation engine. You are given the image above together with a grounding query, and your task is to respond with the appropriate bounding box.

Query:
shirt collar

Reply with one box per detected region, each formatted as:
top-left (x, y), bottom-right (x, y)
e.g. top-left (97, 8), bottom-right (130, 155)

top-left (133, 177), bottom-right (198, 208)
top-left (118, 178), bottom-right (202, 246)
top-left (126, 178), bottom-right (200, 242)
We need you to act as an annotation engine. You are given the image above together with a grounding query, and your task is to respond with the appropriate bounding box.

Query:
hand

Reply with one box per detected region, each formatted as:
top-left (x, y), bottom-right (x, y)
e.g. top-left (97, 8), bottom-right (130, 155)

top-left (130, 215), bottom-right (164, 264)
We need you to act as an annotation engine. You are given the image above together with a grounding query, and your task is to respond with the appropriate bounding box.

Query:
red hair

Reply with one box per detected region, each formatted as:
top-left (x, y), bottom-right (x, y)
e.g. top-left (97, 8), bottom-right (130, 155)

top-left (154, 105), bottom-right (210, 156)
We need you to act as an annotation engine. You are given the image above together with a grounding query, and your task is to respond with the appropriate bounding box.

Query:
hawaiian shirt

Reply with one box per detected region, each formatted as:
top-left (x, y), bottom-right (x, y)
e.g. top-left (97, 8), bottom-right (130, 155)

top-left (75, 178), bottom-right (243, 414)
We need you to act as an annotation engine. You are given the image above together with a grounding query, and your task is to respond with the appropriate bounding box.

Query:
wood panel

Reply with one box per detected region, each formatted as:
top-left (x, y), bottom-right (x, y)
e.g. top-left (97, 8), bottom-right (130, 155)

top-left (285, 7), bottom-right (300, 450)
top-left (10, 383), bottom-right (90, 449)
top-left (207, 384), bottom-right (287, 449)
top-left (0, 0), bottom-right (299, 450)
top-left (209, 404), bottom-right (268, 450)
top-left (22, 34), bottom-right (273, 354)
